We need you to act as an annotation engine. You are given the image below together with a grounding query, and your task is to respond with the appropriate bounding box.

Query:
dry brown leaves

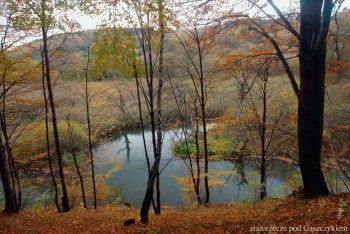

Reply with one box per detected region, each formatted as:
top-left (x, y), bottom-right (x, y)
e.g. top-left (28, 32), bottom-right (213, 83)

top-left (0, 193), bottom-right (349, 233)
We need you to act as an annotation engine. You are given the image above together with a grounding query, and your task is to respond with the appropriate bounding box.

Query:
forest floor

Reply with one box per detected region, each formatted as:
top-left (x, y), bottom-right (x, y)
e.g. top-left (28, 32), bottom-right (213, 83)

top-left (0, 193), bottom-right (349, 233)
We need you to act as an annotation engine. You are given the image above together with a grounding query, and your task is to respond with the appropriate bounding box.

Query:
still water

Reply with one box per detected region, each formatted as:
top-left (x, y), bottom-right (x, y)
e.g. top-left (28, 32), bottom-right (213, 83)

top-left (95, 129), bottom-right (298, 206)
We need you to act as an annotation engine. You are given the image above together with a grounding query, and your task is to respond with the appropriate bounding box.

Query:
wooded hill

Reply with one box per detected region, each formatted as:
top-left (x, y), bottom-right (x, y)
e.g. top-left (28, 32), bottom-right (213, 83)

top-left (1, 0), bottom-right (349, 227)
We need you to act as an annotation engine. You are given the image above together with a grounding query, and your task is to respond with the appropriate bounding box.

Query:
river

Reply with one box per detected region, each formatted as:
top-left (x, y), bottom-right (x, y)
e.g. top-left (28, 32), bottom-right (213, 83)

top-left (0, 128), bottom-right (299, 208)
top-left (95, 129), bottom-right (298, 207)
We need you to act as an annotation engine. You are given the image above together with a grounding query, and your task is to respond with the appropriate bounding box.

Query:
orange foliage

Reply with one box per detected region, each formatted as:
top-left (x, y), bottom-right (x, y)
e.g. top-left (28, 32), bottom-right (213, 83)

top-left (0, 194), bottom-right (349, 233)
top-left (213, 115), bottom-right (256, 125)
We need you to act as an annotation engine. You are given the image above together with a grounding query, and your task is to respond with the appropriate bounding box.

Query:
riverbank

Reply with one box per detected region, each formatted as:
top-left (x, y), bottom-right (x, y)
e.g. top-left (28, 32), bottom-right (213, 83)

top-left (40, 80), bottom-right (232, 146)
top-left (1, 193), bottom-right (349, 233)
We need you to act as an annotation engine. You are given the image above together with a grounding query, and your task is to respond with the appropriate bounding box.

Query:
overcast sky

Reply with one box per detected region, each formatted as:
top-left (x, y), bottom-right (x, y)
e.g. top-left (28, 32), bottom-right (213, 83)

top-left (74, 0), bottom-right (350, 30)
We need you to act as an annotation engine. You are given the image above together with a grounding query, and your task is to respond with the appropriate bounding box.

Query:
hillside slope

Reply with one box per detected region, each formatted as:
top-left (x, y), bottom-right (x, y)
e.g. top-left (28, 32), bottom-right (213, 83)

top-left (0, 193), bottom-right (349, 233)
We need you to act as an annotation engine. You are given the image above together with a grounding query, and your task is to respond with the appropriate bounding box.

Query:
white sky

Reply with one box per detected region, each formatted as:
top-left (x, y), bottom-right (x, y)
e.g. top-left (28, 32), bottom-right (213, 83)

top-left (75, 14), bottom-right (102, 30)
top-left (74, 0), bottom-right (350, 30)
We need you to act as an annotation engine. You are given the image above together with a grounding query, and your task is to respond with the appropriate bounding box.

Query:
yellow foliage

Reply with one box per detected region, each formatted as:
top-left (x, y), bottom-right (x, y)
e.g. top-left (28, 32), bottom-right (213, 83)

top-left (14, 120), bottom-right (88, 164)
top-left (175, 170), bottom-right (237, 195)
top-left (105, 164), bottom-right (122, 179)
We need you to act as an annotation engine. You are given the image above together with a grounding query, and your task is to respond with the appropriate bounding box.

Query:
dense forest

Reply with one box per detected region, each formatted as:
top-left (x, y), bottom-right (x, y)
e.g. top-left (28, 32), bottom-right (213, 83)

top-left (0, 0), bottom-right (349, 232)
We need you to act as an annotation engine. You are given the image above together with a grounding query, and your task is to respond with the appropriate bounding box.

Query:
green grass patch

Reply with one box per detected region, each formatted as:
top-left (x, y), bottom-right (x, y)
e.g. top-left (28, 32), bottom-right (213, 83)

top-left (172, 134), bottom-right (237, 159)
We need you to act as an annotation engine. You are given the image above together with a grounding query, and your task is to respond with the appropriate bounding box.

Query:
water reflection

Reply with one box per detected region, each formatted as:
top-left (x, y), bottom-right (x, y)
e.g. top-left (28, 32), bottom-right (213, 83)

top-left (114, 133), bottom-right (131, 165)
top-left (235, 157), bottom-right (248, 185)
top-left (95, 129), bottom-right (298, 206)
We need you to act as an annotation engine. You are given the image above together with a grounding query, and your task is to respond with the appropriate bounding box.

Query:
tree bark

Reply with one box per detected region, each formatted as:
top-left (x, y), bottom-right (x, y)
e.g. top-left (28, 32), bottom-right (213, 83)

top-left (0, 29), bottom-right (19, 213)
top-left (251, 0), bottom-right (333, 198)
top-left (0, 143), bottom-right (17, 213)
top-left (41, 48), bottom-right (61, 212)
top-left (297, 0), bottom-right (332, 198)
top-left (67, 118), bottom-right (87, 209)
top-left (196, 32), bottom-right (210, 204)
top-left (155, 0), bottom-right (165, 214)
top-left (85, 45), bottom-right (97, 209)
top-left (140, 0), bottom-right (165, 222)
top-left (0, 81), bottom-right (20, 211)
top-left (260, 77), bottom-right (267, 200)
top-left (140, 165), bottom-right (160, 223)
top-left (194, 101), bottom-right (201, 204)
top-left (42, 24), bottom-right (70, 211)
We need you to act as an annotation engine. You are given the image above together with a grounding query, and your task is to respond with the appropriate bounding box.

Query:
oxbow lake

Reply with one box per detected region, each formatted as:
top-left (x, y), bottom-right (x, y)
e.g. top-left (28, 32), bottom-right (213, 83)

top-left (95, 129), bottom-right (298, 207)
top-left (0, 129), bottom-right (299, 208)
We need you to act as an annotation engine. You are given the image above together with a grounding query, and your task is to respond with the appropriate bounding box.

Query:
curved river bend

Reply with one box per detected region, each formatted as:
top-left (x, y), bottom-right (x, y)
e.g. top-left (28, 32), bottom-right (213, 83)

top-left (95, 129), bottom-right (297, 206)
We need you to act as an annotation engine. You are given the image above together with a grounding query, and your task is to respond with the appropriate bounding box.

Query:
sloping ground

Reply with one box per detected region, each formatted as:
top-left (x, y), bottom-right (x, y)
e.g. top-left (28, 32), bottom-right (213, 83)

top-left (0, 193), bottom-right (349, 233)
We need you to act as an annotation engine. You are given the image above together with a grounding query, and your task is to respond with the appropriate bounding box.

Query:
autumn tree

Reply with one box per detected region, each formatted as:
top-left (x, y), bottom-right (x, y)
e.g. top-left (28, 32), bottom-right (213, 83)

top-left (322, 7), bottom-right (350, 192)
top-left (0, 0), bottom-right (37, 213)
top-left (243, 59), bottom-right (294, 200)
top-left (93, 0), bottom-right (168, 222)
top-left (171, 26), bottom-right (215, 204)
top-left (25, 0), bottom-right (82, 211)
top-left (124, 0), bottom-right (167, 223)
top-left (40, 46), bottom-right (61, 211)
top-left (234, 0), bottom-right (342, 198)
top-left (0, 0), bottom-right (20, 214)
top-left (168, 65), bottom-right (202, 204)
top-left (84, 44), bottom-right (97, 209)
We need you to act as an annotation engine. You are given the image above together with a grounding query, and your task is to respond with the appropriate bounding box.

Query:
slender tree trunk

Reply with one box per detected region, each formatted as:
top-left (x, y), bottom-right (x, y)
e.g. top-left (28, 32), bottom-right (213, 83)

top-left (41, 48), bottom-right (61, 212)
top-left (0, 94), bottom-right (19, 210)
top-left (169, 73), bottom-right (201, 205)
top-left (134, 65), bottom-right (156, 213)
top-left (260, 78), bottom-right (267, 200)
top-left (155, 0), bottom-right (165, 215)
top-left (72, 152), bottom-right (87, 208)
top-left (2, 123), bottom-right (16, 207)
top-left (0, 142), bottom-right (17, 213)
top-left (8, 148), bottom-right (20, 209)
top-left (42, 25), bottom-right (70, 212)
top-left (85, 45), bottom-right (97, 209)
top-left (155, 172), bottom-right (161, 214)
top-left (67, 118), bottom-right (87, 209)
top-left (0, 45), bottom-right (19, 212)
top-left (140, 0), bottom-right (165, 222)
top-left (140, 164), bottom-right (161, 223)
top-left (137, 21), bottom-right (159, 216)
top-left (147, 56), bottom-right (158, 215)
top-left (1, 84), bottom-right (20, 209)
top-left (194, 101), bottom-right (201, 204)
top-left (0, 29), bottom-right (16, 214)
top-left (196, 36), bottom-right (209, 204)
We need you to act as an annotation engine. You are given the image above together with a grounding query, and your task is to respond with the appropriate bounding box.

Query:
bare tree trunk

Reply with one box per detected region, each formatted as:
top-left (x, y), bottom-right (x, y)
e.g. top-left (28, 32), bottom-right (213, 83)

top-left (0, 35), bottom-right (19, 213)
top-left (0, 142), bottom-right (17, 213)
top-left (134, 66), bottom-right (157, 214)
top-left (169, 73), bottom-right (202, 205)
top-left (67, 118), bottom-right (87, 209)
top-left (297, 0), bottom-right (331, 198)
top-left (172, 23), bottom-right (216, 204)
top-left (85, 45), bottom-right (97, 209)
top-left (251, 0), bottom-right (332, 198)
top-left (7, 148), bottom-right (20, 209)
top-left (196, 35), bottom-right (210, 204)
top-left (259, 77), bottom-right (267, 200)
top-left (41, 48), bottom-right (61, 212)
top-left (194, 101), bottom-right (201, 204)
top-left (155, 0), bottom-right (165, 214)
top-left (42, 25), bottom-right (70, 212)
top-left (0, 85), bottom-right (20, 210)
top-left (140, 0), bottom-right (165, 222)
